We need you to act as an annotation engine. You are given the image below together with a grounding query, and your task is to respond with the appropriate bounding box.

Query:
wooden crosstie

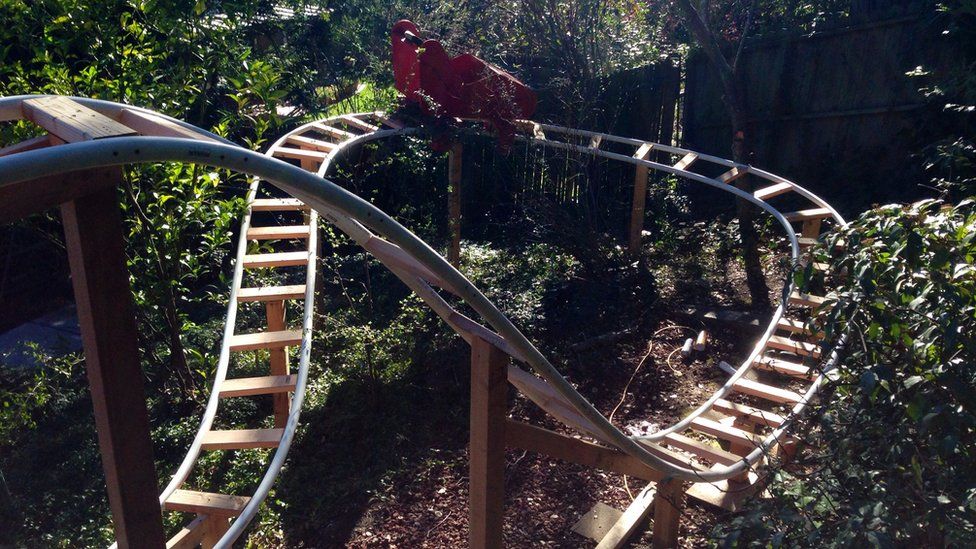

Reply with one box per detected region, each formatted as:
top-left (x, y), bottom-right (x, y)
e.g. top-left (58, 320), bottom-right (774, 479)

top-left (0, 96), bottom-right (846, 548)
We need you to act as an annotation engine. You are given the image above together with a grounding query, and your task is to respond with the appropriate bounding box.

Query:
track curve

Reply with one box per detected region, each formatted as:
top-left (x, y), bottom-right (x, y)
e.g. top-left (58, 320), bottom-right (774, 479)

top-left (0, 97), bottom-right (847, 546)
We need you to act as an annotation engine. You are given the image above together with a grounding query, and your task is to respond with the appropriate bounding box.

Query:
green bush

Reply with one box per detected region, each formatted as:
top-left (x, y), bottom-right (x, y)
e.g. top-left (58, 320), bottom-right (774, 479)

top-left (715, 196), bottom-right (976, 546)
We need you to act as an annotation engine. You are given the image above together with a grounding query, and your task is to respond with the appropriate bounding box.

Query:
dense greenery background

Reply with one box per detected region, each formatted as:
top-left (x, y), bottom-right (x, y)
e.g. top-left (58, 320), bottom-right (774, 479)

top-left (0, 0), bottom-right (973, 546)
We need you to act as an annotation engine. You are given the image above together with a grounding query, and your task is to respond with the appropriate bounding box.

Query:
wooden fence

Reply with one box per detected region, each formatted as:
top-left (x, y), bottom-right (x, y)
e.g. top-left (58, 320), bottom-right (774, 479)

top-left (683, 11), bottom-right (956, 215)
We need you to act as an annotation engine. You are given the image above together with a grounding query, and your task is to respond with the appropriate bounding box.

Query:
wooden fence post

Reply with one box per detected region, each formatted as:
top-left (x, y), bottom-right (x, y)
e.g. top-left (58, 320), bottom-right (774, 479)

top-left (61, 176), bottom-right (166, 549)
top-left (448, 143), bottom-right (463, 267)
top-left (469, 336), bottom-right (508, 549)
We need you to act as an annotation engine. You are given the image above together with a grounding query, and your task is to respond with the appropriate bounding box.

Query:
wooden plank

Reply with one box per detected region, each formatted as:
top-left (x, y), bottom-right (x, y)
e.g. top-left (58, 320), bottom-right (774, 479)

top-left (652, 479), bottom-right (685, 548)
top-left (364, 236), bottom-right (450, 290)
top-left (718, 166), bottom-right (748, 184)
top-left (266, 300), bottom-right (291, 428)
top-left (246, 225), bottom-right (311, 240)
top-left (242, 251), bottom-right (308, 268)
top-left (507, 366), bottom-right (607, 442)
top-left (166, 515), bottom-right (210, 549)
top-left (250, 198), bottom-right (308, 211)
top-left (788, 291), bottom-right (828, 308)
top-left (0, 134), bottom-right (51, 158)
top-left (469, 337), bottom-right (508, 549)
top-left (60, 181), bottom-right (165, 548)
top-left (753, 181), bottom-right (793, 200)
top-left (0, 167), bottom-right (120, 224)
top-left (711, 398), bottom-right (786, 428)
top-left (798, 235), bottom-right (846, 250)
top-left (766, 334), bottom-right (822, 358)
top-left (286, 134), bottom-right (337, 152)
top-left (784, 208), bottom-right (832, 222)
top-left (753, 356), bottom-right (813, 379)
top-left (339, 114), bottom-right (379, 132)
top-left (229, 329), bottom-right (302, 351)
top-left (310, 122), bottom-right (356, 140)
top-left (596, 484), bottom-right (656, 549)
top-left (271, 146), bottom-right (330, 162)
top-left (219, 374), bottom-right (298, 398)
top-left (589, 135), bottom-right (603, 149)
top-left (448, 143), bottom-right (463, 267)
top-left (733, 378), bottom-right (804, 404)
top-left (689, 417), bottom-right (762, 449)
top-left (237, 284), bottom-right (306, 302)
top-left (672, 152), bottom-right (698, 171)
top-left (661, 432), bottom-right (741, 466)
top-left (164, 490), bottom-right (250, 517)
top-left (686, 467), bottom-right (761, 511)
top-left (573, 502), bottom-right (623, 542)
top-left (633, 142), bottom-right (654, 159)
top-left (776, 317), bottom-right (822, 338)
top-left (23, 96), bottom-right (136, 142)
top-left (373, 113), bottom-right (405, 129)
top-left (118, 109), bottom-right (217, 142)
top-left (200, 428), bottom-right (283, 450)
top-left (449, 313), bottom-right (525, 361)
top-left (505, 420), bottom-right (664, 482)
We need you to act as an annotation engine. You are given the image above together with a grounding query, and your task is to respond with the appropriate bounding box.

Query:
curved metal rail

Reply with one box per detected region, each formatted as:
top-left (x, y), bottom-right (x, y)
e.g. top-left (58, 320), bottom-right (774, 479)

top-left (0, 97), bottom-right (847, 546)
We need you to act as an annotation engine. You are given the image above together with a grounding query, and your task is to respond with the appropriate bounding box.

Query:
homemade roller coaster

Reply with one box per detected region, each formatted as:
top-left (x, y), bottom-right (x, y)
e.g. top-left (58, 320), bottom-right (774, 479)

top-left (0, 95), bottom-right (845, 548)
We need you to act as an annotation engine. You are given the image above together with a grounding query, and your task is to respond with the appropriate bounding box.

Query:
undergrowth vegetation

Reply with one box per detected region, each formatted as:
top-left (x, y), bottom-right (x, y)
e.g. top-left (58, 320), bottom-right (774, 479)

top-left (716, 192), bottom-right (976, 546)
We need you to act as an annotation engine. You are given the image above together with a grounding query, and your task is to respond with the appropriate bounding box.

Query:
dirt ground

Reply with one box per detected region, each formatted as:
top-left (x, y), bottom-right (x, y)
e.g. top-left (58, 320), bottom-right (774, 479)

top-left (327, 245), bottom-right (783, 548)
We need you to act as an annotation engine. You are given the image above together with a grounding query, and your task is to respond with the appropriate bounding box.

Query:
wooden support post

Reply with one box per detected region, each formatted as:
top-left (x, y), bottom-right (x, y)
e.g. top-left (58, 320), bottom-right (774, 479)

top-left (629, 144), bottom-right (653, 254)
top-left (651, 478), bottom-right (685, 548)
top-left (265, 300), bottom-right (290, 428)
top-left (448, 143), bottom-right (463, 267)
top-left (469, 336), bottom-right (508, 549)
top-left (201, 515), bottom-right (230, 548)
top-left (60, 176), bottom-right (165, 549)
top-left (801, 218), bottom-right (822, 239)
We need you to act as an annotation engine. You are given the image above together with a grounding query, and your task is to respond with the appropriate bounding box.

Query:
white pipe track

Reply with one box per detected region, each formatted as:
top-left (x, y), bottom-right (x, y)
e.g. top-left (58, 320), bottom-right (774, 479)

top-left (0, 97), bottom-right (848, 547)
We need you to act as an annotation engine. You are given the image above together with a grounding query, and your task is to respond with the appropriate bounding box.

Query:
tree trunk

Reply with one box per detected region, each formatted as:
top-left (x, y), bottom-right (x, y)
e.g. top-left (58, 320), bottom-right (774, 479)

top-left (675, 0), bottom-right (771, 308)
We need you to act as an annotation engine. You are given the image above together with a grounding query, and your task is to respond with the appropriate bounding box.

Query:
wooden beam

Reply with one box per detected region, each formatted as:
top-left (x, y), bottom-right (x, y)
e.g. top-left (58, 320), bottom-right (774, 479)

top-left (596, 483), bottom-right (656, 549)
top-left (469, 337), bottom-right (508, 549)
top-left (507, 366), bottom-right (607, 443)
top-left (61, 181), bottom-right (165, 548)
top-left (652, 479), bottom-right (685, 548)
top-left (118, 109), bottom-right (217, 142)
top-left (265, 300), bottom-right (291, 428)
top-left (165, 515), bottom-right (210, 549)
top-left (505, 420), bottom-right (664, 482)
top-left (23, 96), bottom-right (136, 142)
top-left (0, 134), bottom-right (51, 158)
top-left (448, 143), bottom-right (462, 267)
top-left (0, 167), bottom-right (120, 223)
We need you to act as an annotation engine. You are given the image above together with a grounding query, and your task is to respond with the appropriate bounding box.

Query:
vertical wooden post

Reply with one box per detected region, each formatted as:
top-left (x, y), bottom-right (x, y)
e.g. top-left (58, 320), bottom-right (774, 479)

top-left (448, 143), bottom-right (463, 267)
top-left (60, 177), bottom-right (165, 549)
top-left (801, 219), bottom-right (822, 239)
top-left (265, 300), bottom-right (290, 428)
top-left (201, 515), bottom-right (229, 548)
top-left (469, 336), bottom-right (508, 549)
top-left (629, 144), bottom-right (654, 254)
top-left (651, 478), bottom-right (685, 548)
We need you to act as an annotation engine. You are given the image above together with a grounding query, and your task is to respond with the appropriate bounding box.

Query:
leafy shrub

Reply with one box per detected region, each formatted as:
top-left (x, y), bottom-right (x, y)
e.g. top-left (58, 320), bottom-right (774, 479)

top-left (715, 197), bottom-right (976, 546)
